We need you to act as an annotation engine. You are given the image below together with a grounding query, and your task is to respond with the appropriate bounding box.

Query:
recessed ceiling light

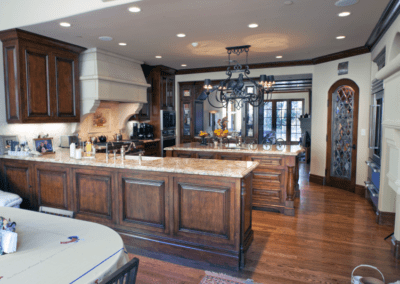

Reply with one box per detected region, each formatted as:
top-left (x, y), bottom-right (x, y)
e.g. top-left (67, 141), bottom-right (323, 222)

top-left (119, 43), bottom-right (127, 46)
top-left (248, 23), bottom-right (258, 28)
top-left (59, 22), bottom-right (71, 27)
top-left (276, 56), bottom-right (283, 59)
top-left (336, 35), bottom-right (346, 39)
top-left (181, 64), bottom-right (187, 67)
top-left (338, 11), bottom-right (351, 17)
top-left (177, 33), bottom-right (186, 38)
top-left (335, 0), bottom-right (359, 7)
top-left (155, 55), bottom-right (162, 59)
top-left (128, 7), bottom-right (141, 13)
top-left (98, 36), bottom-right (113, 41)
top-left (284, 1), bottom-right (293, 5)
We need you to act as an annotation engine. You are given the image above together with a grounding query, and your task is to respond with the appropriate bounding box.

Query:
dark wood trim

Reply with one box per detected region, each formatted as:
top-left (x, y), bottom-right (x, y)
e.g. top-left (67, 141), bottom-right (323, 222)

top-left (354, 184), bottom-right (365, 198)
top-left (325, 79), bottom-right (359, 192)
top-left (309, 174), bottom-right (324, 185)
top-left (366, 0), bottom-right (400, 50)
top-left (0, 29), bottom-right (86, 54)
top-left (376, 210), bottom-right (396, 226)
top-left (176, 60), bottom-right (313, 75)
top-left (311, 46), bottom-right (370, 65)
top-left (391, 236), bottom-right (400, 260)
top-left (175, 47), bottom-right (369, 75)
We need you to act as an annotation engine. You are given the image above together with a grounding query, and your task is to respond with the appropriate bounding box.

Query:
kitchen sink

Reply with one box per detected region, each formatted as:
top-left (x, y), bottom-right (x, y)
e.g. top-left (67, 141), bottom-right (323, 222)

top-left (123, 156), bottom-right (161, 161)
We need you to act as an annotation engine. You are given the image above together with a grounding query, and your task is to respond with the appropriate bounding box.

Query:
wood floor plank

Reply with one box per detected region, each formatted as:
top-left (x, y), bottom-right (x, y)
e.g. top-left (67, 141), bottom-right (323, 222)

top-left (128, 164), bottom-right (400, 283)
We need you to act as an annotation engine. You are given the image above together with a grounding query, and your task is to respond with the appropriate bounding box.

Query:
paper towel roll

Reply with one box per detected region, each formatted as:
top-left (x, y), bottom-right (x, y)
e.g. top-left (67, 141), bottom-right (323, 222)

top-left (1, 230), bottom-right (17, 253)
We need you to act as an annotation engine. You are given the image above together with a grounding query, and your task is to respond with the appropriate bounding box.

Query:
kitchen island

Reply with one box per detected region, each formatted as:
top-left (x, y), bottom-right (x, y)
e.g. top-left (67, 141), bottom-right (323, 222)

top-left (0, 149), bottom-right (258, 270)
top-left (166, 142), bottom-right (304, 216)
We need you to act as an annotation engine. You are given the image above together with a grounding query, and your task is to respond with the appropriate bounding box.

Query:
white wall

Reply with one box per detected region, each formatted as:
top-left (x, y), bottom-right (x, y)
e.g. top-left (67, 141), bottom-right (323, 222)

top-left (311, 53), bottom-right (372, 186)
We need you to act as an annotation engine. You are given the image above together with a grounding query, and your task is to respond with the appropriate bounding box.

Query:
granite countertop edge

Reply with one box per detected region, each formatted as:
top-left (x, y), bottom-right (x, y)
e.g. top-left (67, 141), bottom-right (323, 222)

top-left (0, 151), bottom-right (259, 179)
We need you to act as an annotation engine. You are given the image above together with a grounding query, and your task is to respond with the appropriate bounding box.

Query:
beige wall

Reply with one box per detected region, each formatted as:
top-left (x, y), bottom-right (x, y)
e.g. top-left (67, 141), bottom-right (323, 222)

top-left (311, 53), bottom-right (372, 186)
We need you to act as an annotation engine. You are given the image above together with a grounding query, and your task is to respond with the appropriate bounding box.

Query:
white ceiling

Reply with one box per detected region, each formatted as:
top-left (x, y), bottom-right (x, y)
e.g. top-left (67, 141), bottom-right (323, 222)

top-left (19, 0), bottom-right (390, 70)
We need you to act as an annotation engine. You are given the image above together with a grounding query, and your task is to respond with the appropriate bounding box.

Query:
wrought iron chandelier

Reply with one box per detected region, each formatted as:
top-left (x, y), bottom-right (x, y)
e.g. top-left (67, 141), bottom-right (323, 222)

top-left (201, 45), bottom-right (275, 110)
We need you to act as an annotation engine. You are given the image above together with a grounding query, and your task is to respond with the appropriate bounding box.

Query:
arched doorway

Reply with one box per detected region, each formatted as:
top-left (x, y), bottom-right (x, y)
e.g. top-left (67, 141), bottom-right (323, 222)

top-left (326, 79), bottom-right (359, 192)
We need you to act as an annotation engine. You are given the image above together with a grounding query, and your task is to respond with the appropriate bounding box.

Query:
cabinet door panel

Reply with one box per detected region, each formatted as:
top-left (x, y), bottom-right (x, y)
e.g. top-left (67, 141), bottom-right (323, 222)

top-left (35, 165), bottom-right (70, 210)
top-left (218, 154), bottom-right (244, 161)
top-left (118, 172), bottom-right (169, 234)
top-left (55, 57), bottom-right (75, 117)
top-left (1, 161), bottom-right (32, 209)
top-left (24, 47), bottom-right (51, 118)
top-left (73, 169), bottom-right (114, 223)
top-left (173, 177), bottom-right (236, 248)
top-left (4, 45), bottom-right (19, 121)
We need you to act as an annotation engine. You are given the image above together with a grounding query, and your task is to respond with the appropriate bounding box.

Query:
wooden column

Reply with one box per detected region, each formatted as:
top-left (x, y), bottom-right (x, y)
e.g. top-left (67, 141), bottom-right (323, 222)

top-left (284, 166), bottom-right (295, 216)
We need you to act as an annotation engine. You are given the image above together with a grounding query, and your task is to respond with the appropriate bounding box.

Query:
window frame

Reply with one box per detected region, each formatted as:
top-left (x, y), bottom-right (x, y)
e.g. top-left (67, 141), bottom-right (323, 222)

top-left (263, 98), bottom-right (305, 145)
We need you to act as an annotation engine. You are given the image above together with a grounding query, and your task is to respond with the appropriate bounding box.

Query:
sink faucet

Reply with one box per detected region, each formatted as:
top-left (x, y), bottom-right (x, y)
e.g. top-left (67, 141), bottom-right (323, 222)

top-left (121, 142), bottom-right (136, 161)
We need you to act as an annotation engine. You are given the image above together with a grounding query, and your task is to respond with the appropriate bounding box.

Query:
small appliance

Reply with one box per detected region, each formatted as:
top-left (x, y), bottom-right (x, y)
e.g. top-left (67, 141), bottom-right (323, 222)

top-left (60, 135), bottom-right (79, 148)
top-left (137, 123), bottom-right (154, 140)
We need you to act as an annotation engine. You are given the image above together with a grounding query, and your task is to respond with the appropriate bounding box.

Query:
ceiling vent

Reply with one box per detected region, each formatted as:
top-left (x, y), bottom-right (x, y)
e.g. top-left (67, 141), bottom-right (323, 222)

top-left (335, 0), bottom-right (359, 7)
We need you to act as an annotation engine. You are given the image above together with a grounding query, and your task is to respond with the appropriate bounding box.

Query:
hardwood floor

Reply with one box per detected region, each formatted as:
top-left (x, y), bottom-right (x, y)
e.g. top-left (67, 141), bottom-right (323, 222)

top-left (128, 163), bottom-right (400, 283)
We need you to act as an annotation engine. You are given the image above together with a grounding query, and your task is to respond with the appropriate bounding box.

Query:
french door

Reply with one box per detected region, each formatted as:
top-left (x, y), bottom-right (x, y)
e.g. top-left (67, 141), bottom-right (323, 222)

top-left (262, 99), bottom-right (304, 144)
top-left (326, 79), bottom-right (359, 191)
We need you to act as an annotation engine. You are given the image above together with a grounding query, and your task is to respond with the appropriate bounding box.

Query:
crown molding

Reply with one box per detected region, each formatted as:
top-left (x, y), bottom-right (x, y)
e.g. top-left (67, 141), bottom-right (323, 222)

top-left (175, 47), bottom-right (369, 75)
top-left (366, 0), bottom-right (400, 51)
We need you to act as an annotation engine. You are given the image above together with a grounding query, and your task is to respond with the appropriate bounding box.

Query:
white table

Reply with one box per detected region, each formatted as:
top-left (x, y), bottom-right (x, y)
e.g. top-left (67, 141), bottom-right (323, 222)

top-left (0, 207), bottom-right (129, 284)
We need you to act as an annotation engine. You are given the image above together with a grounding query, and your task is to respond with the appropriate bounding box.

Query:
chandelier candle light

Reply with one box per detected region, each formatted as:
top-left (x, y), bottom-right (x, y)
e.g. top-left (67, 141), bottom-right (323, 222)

top-left (201, 45), bottom-right (275, 109)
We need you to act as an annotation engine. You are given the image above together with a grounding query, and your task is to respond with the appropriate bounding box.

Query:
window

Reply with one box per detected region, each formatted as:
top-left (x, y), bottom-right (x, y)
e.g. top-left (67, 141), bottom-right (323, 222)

top-left (263, 99), bottom-right (304, 144)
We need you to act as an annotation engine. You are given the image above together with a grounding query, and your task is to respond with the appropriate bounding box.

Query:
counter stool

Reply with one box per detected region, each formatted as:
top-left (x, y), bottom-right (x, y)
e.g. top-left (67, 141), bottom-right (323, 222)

top-left (99, 257), bottom-right (139, 284)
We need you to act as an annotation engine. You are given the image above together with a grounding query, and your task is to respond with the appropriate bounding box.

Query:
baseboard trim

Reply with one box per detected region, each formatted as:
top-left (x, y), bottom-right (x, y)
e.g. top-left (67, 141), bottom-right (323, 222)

top-left (376, 210), bottom-right (395, 226)
top-left (391, 236), bottom-right (400, 260)
top-left (355, 184), bottom-right (365, 197)
top-left (309, 174), bottom-right (324, 185)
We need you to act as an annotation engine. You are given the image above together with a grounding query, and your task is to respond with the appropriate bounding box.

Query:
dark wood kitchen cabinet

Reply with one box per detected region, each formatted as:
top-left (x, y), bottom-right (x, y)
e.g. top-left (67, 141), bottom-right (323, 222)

top-left (0, 29), bottom-right (86, 123)
top-left (33, 164), bottom-right (71, 211)
top-left (0, 159), bottom-right (33, 209)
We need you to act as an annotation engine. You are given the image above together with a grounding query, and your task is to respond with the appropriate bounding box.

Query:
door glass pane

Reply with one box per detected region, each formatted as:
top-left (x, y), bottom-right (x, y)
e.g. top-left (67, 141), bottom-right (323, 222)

top-left (276, 101), bottom-right (287, 141)
top-left (263, 102), bottom-right (272, 137)
top-left (331, 86), bottom-right (354, 180)
top-left (246, 104), bottom-right (254, 137)
top-left (290, 101), bottom-right (303, 142)
top-left (183, 103), bottom-right (191, 136)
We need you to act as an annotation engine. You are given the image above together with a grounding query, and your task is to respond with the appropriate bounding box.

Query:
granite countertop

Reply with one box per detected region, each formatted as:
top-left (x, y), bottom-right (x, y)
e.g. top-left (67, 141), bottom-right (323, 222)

top-left (165, 142), bottom-right (304, 156)
top-left (0, 149), bottom-right (258, 178)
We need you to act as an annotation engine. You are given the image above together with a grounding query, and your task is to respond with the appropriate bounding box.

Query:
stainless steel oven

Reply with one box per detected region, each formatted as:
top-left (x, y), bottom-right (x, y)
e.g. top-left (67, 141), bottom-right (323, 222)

top-left (365, 79), bottom-right (384, 208)
top-left (160, 129), bottom-right (176, 157)
top-left (160, 110), bottom-right (176, 130)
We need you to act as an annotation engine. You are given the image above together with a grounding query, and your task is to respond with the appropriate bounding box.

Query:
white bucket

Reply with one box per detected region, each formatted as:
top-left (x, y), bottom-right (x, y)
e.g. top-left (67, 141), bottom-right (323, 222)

top-left (351, 265), bottom-right (385, 284)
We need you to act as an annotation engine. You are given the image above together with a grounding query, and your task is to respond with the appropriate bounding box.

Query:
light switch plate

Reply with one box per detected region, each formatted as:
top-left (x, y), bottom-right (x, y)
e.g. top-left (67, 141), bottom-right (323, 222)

top-left (361, 129), bottom-right (366, 136)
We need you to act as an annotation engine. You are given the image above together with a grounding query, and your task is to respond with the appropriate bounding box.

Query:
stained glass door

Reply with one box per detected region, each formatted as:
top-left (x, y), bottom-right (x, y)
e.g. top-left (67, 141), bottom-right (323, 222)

top-left (326, 80), bottom-right (359, 191)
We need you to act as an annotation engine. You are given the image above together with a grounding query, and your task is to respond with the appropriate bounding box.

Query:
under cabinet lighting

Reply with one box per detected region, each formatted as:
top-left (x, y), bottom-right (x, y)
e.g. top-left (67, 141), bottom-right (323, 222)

top-left (177, 33), bottom-right (186, 38)
top-left (119, 43), bottom-right (127, 46)
top-left (60, 22), bottom-right (71, 27)
top-left (155, 55), bottom-right (162, 58)
top-left (336, 36), bottom-right (346, 39)
top-left (276, 55), bottom-right (283, 58)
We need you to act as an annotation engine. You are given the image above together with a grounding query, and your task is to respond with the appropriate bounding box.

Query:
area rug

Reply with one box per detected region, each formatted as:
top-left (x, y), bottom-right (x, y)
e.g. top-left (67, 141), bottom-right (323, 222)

top-left (199, 271), bottom-right (257, 284)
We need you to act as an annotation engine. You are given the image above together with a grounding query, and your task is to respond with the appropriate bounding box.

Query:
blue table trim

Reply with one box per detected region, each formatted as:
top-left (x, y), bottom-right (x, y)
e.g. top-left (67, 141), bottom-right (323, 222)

top-left (69, 247), bottom-right (124, 284)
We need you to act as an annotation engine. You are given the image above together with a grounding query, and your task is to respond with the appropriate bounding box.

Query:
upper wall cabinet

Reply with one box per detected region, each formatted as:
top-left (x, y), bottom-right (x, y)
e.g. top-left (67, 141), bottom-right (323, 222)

top-left (0, 29), bottom-right (86, 123)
